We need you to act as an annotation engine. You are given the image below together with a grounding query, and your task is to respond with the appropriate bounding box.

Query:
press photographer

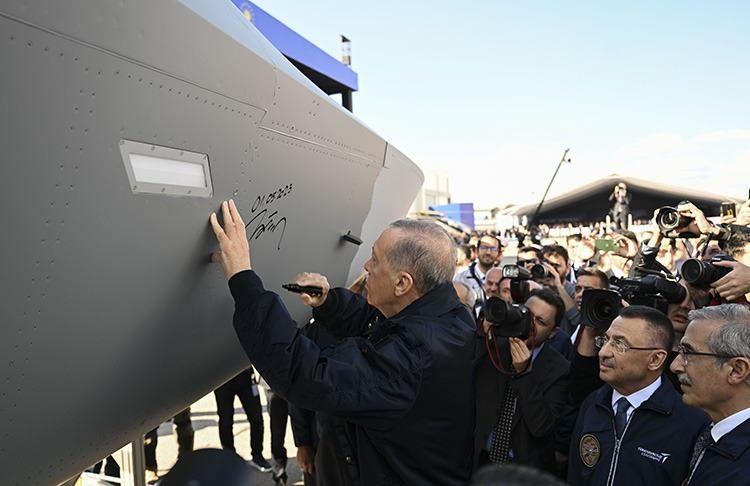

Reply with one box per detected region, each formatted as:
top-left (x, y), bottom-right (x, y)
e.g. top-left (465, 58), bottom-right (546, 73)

top-left (609, 182), bottom-right (631, 230)
top-left (474, 289), bottom-right (570, 475)
top-left (565, 268), bottom-right (610, 336)
top-left (646, 201), bottom-right (750, 303)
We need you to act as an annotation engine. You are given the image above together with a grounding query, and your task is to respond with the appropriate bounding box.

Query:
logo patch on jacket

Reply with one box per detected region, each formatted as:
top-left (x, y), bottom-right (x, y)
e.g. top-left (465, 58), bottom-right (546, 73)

top-left (580, 434), bottom-right (601, 467)
top-left (638, 447), bottom-right (671, 464)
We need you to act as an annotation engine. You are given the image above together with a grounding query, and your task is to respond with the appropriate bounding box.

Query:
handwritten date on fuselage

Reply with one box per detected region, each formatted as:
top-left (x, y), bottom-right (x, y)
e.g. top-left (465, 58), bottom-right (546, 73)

top-left (252, 184), bottom-right (293, 213)
top-left (245, 184), bottom-right (292, 250)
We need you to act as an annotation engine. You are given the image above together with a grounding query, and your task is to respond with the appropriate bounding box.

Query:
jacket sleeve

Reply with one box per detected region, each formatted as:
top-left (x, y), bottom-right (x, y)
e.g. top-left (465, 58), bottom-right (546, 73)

top-left (511, 356), bottom-right (570, 438)
top-left (570, 352), bottom-right (603, 404)
top-left (229, 270), bottom-right (422, 430)
top-left (289, 403), bottom-right (316, 447)
top-left (312, 287), bottom-right (379, 338)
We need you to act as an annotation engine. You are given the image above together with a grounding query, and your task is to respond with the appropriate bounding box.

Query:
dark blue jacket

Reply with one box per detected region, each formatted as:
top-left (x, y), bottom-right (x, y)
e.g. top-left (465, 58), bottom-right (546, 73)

top-left (686, 417), bottom-right (750, 485)
top-left (568, 377), bottom-right (708, 486)
top-left (228, 270), bottom-right (476, 486)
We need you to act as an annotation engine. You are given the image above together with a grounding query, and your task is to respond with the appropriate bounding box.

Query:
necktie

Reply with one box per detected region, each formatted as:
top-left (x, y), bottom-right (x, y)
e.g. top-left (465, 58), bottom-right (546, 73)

top-left (688, 426), bottom-right (714, 474)
top-left (488, 381), bottom-right (517, 464)
top-left (614, 397), bottom-right (631, 438)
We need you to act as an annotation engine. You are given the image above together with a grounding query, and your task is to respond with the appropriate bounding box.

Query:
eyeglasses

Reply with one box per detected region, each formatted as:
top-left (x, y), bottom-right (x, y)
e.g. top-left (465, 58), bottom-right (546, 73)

top-left (478, 245), bottom-right (499, 252)
top-left (675, 344), bottom-right (734, 366)
top-left (594, 335), bottom-right (663, 354)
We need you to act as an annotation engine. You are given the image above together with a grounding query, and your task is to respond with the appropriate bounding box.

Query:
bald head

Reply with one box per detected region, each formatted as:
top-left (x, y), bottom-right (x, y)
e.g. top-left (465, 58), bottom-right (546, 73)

top-left (386, 219), bottom-right (456, 295)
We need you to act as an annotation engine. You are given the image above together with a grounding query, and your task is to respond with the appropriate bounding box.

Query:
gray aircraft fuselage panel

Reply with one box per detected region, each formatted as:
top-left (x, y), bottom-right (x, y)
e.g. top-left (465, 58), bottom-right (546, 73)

top-left (0, 1), bottom-right (423, 484)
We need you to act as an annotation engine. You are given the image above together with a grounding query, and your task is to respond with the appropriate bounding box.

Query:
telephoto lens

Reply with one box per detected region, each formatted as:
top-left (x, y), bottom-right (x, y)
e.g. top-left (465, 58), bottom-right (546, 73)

top-left (648, 275), bottom-right (688, 303)
top-left (681, 255), bottom-right (734, 287)
top-left (580, 289), bottom-right (622, 331)
top-left (483, 297), bottom-right (532, 340)
top-left (655, 206), bottom-right (691, 233)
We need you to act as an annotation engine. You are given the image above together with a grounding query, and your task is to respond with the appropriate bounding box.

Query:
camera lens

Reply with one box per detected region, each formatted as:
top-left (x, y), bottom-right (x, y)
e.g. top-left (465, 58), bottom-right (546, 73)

top-left (593, 300), bottom-right (615, 321)
top-left (682, 257), bottom-right (733, 287)
top-left (656, 207), bottom-right (680, 231)
top-left (581, 289), bottom-right (622, 331)
top-left (681, 259), bottom-right (706, 285)
top-left (661, 212), bottom-right (677, 227)
top-left (530, 264), bottom-right (549, 279)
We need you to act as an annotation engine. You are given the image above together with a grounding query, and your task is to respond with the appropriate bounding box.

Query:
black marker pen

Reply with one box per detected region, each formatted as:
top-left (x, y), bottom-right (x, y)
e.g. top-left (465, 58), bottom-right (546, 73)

top-left (282, 283), bottom-right (324, 296)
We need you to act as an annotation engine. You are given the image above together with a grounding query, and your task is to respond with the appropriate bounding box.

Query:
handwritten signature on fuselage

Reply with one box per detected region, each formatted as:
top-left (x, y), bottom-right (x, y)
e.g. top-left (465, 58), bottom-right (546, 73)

top-left (245, 208), bottom-right (287, 250)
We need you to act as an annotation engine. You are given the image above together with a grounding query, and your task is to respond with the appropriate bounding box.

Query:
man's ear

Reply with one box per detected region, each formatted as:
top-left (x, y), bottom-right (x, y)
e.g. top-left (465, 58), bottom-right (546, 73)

top-left (648, 350), bottom-right (668, 371)
top-left (393, 271), bottom-right (415, 297)
top-left (727, 357), bottom-right (750, 386)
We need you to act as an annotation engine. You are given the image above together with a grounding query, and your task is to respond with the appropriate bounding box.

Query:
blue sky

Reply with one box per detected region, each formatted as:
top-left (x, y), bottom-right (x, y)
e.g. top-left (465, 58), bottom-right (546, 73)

top-left (252, 1), bottom-right (750, 207)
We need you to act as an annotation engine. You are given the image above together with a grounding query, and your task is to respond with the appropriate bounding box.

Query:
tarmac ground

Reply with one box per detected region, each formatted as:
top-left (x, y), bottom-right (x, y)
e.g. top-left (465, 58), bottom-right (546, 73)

top-left (84, 388), bottom-right (303, 486)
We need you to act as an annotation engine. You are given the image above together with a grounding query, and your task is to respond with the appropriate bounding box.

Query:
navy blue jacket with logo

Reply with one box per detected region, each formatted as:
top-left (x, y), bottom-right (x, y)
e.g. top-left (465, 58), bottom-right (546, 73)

top-left (228, 270), bottom-right (476, 486)
top-left (568, 377), bottom-right (708, 486)
top-left (686, 417), bottom-right (750, 485)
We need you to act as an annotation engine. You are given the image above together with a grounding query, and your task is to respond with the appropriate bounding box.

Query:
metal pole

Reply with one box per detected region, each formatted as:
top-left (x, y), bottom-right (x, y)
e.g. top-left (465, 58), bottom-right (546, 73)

top-left (529, 148), bottom-right (570, 229)
top-left (341, 89), bottom-right (353, 112)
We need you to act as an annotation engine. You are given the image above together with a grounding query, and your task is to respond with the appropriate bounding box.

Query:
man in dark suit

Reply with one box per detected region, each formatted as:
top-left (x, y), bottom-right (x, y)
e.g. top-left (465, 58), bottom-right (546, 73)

top-left (671, 304), bottom-right (750, 485)
top-left (474, 288), bottom-right (570, 474)
top-left (568, 306), bottom-right (707, 486)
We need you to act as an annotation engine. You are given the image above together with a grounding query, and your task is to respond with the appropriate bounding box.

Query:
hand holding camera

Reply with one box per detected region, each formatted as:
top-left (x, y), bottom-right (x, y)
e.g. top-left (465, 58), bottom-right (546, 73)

top-left (655, 201), bottom-right (718, 238)
top-left (509, 337), bottom-right (532, 374)
top-left (711, 260), bottom-right (750, 302)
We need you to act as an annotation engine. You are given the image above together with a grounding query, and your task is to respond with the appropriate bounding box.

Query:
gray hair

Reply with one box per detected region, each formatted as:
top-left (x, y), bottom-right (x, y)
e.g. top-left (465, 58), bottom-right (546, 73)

top-left (387, 219), bottom-right (456, 294)
top-left (708, 324), bottom-right (750, 385)
top-left (688, 304), bottom-right (750, 384)
top-left (688, 304), bottom-right (750, 328)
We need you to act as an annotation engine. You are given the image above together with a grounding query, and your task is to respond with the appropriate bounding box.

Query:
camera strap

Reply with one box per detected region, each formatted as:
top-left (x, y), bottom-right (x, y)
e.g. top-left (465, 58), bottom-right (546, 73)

top-left (469, 261), bottom-right (487, 303)
top-left (485, 324), bottom-right (538, 375)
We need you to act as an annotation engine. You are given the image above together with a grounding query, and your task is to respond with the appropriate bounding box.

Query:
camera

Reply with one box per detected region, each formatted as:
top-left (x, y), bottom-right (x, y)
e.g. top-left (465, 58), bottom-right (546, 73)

top-left (611, 274), bottom-right (687, 314)
top-left (483, 297), bottom-right (532, 340)
top-left (530, 263), bottom-right (550, 280)
top-left (502, 264), bottom-right (531, 280)
top-left (681, 255), bottom-right (734, 287)
top-left (502, 264), bottom-right (532, 303)
top-left (580, 289), bottom-right (622, 331)
top-left (655, 204), bottom-right (692, 233)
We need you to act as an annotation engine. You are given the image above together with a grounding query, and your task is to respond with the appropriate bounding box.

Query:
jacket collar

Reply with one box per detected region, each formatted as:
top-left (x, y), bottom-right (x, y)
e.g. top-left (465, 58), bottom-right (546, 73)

top-left (390, 282), bottom-right (464, 320)
top-left (708, 416), bottom-right (750, 460)
top-left (594, 374), bottom-right (678, 416)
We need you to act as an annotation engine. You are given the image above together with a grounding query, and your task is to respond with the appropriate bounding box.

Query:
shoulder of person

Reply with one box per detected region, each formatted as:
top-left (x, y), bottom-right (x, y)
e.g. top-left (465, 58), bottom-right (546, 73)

top-left (671, 394), bottom-right (711, 428)
top-left (532, 345), bottom-right (571, 380)
top-left (453, 268), bottom-right (471, 282)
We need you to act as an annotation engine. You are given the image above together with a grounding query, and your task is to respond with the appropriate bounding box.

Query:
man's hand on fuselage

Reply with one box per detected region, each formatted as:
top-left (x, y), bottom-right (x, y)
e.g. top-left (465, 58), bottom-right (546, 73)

top-left (210, 199), bottom-right (252, 279)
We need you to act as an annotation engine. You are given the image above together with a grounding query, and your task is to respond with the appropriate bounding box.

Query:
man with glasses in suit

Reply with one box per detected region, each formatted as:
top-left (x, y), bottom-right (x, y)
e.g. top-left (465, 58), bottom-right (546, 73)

top-left (568, 306), bottom-right (707, 486)
top-left (670, 304), bottom-right (750, 485)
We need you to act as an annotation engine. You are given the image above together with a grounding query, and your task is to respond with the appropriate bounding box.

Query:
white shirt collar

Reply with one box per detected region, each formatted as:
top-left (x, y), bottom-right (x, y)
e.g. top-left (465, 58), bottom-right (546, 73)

top-left (611, 376), bottom-right (662, 411)
top-left (711, 407), bottom-right (750, 443)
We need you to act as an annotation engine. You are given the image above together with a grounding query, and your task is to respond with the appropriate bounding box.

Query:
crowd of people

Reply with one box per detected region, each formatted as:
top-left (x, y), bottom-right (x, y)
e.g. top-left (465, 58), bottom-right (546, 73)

top-left (150, 195), bottom-right (750, 485)
top-left (450, 198), bottom-right (750, 485)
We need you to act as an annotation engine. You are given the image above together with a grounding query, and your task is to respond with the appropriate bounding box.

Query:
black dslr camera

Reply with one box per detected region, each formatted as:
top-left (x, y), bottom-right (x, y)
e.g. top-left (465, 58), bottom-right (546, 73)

top-left (610, 274), bottom-right (687, 314)
top-left (681, 255), bottom-right (734, 287)
top-left (483, 296), bottom-right (532, 340)
top-left (580, 289), bottom-right (622, 331)
top-left (655, 203), bottom-right (693, 234)
top-left (502, 264), bottom-right (533, 303)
